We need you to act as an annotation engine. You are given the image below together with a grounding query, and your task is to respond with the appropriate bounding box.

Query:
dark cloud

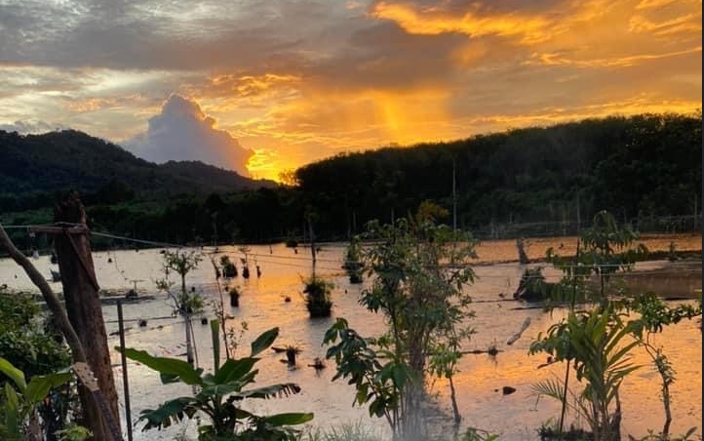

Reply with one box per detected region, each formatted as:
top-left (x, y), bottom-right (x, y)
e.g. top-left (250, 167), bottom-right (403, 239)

top-left (0, 120), bottom-right (68, 134)
top-left (299, 21), bottom-right (472, 92)
top-left (0, 0), bottom-right (353, 71)
top-left (125, 95), bottom-right (254, 175)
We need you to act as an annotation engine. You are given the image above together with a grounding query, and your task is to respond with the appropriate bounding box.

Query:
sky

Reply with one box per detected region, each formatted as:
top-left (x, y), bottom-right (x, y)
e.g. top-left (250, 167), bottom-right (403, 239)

top-left (0, 0), bottom-right (701, 180)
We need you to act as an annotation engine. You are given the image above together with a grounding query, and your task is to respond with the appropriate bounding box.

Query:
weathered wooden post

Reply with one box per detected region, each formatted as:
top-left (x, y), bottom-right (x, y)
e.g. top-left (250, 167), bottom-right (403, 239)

top-left (53, 191), bottom-right (120, 440)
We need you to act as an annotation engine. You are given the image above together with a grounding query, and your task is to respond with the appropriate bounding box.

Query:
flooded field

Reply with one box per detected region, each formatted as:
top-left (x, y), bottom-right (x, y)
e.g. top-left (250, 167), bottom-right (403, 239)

top-left (0, 233), bottom-right (701, 440)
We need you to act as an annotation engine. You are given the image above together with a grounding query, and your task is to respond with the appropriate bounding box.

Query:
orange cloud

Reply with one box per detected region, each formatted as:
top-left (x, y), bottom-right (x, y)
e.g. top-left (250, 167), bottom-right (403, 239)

top-left (369, 1), bottom-right (553, 44)
top-left (629, 13), bottom-right (702, 36)
top-left (1, 0), bottom-right (700, 183)
top-left (526, 46), bottom-right (702, 68)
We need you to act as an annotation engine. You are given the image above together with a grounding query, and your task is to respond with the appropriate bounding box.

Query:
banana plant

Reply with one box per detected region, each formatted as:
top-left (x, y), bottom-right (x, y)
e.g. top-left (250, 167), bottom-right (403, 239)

top-left (120, 325), bottom-right (313, 441)
top-left (530, 306), bottom-right (640, 441)
top-left (0, 356), bottom-right (73, 441)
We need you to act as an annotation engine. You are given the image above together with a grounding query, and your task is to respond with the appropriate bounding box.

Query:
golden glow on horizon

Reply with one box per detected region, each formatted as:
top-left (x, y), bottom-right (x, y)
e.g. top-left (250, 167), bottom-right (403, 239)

top-left (0, 0), bottom-right (700, 182)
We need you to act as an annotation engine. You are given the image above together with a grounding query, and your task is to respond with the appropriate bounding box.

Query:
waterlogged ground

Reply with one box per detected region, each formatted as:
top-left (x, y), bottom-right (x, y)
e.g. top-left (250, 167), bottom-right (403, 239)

top-left (0, 234), bottom-right (701, 441)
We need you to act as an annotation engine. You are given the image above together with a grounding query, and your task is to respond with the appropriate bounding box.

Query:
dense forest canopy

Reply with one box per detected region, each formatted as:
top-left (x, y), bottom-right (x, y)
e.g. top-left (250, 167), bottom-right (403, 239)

top-left (295, 112), bottom-right (702, 238)
top-left (1, 112), bottom-right (701, 244)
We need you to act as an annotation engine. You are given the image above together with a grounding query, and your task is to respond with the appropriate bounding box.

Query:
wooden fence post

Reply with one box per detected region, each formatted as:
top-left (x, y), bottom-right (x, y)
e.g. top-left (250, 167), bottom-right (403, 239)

top-left (54, 191), bottom-right (120, 440)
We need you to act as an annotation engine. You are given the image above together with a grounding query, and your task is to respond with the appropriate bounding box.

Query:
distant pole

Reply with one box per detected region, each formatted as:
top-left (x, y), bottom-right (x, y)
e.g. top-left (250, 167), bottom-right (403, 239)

top-left (452, 159), bottom-right (457, 232)
top-left (307, 216), bottom-right (316, 276)
top-left (117, 301), bottom-right (133, 441)
top-left (576, 194), bottom-right (581, 234)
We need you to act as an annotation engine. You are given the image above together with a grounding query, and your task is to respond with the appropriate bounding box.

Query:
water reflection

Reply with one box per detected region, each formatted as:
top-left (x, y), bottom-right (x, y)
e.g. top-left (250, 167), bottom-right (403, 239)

top-left (0, 235), bottom-right (700, 440)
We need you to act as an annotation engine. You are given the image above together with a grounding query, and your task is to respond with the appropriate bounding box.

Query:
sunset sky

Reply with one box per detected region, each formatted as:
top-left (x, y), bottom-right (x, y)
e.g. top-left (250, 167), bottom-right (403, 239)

top-left (0, 0), bottom-right (701, 180)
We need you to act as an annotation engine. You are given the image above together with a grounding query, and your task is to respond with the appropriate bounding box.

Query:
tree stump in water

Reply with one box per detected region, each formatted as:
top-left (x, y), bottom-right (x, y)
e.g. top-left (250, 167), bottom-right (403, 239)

top-left (516, 238), bottom-right (530, 264)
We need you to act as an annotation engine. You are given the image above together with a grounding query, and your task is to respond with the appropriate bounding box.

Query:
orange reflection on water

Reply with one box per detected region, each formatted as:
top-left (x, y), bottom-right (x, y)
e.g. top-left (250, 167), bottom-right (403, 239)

top-left (474, 233), bottom-right (702, 264)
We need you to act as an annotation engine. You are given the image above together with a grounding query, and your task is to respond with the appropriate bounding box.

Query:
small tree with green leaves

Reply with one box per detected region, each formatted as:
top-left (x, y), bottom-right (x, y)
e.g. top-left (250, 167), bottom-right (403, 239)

top-left (545, 210), bottom-right (647, 306)
top-left (324, 212), bottom-right (477, 441)
top-left (625, 293), bottom-right (702, 439)
top-left (343, 235), bottom-right (364, 284)
top-left (157, 250), bottom-right (204, 366)
top-left (303, 276), bottom-right (333, 318)
top-left (531, 211), bottom-right (649, 441)
top-left (219, 255), bottom-right (238, 278)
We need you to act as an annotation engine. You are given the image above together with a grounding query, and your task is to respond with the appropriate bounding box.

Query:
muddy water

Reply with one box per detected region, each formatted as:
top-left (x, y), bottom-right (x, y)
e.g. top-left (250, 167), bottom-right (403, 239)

top-left (0, 234), bottom-right (701, 440)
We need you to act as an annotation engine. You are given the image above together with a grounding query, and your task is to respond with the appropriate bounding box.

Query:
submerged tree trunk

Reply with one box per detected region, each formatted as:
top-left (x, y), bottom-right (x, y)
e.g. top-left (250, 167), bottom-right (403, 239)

top-left (54, 191), bottom-right (120, 440)
top-left (449, 374), bottom-right (461, 426)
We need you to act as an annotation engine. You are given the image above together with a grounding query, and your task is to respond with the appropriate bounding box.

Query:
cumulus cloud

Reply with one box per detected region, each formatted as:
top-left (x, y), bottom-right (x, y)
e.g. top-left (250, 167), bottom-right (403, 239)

top-left (126, 95), bottom-right (254, 176)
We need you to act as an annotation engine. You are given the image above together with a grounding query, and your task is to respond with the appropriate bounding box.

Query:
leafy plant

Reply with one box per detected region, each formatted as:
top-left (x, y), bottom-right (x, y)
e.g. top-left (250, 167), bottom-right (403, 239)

top-left (120, 326), bottom-right (313, 440)
top-left (343, 236), bottom-right (364, 284)
top-left (0, 288), bottom-right (74, 440)
top-left (323, 318), bottom-right (407, 431)
top-left (632, 426), bottom-right (699, 441)
top-left (626, 293), bottom-right (702, 438)
top-left (0, 356), bottom-right (74, 441)
top-left (460, 426), bottom-right (501, 441)
top-left (530, 305), bottom-right (640, 441)
top-left (303, 276), bottom-right (334, 318)
top-left (546, 211), bottom-right (647, 305)
top-left (325, 213), bottom-right (477, 441)
top-left (535, 210), bottom-right (649, 439)
top-left (219, 255), bottom-right (238, 278)
top-left (55, 424), bottom-right (93, 441)
top-left (156, 250), bottom-right (204, 365)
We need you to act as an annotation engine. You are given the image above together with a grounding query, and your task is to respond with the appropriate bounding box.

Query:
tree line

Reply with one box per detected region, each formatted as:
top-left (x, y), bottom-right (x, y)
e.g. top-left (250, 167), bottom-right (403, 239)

top-left (2, 111), bottom-right (701, 245)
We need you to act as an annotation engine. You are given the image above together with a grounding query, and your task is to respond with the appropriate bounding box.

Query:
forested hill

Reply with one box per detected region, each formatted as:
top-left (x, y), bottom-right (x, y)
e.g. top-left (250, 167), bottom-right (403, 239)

top-left (1, 112), bottom-right (700, 244)
top-left (0, 129), bottom-right (275, 210)
top-left (295, 112), bottom-right (702, 237)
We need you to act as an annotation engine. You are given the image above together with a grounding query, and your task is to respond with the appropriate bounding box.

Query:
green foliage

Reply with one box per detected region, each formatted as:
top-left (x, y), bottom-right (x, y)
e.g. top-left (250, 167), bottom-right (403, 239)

top-left (460, 427), bottom-right (501, 441)
top-left (220, 255), bottom-right (238, 278)
top-left (302, 420), bottom-right (385, 441)
top-left (4, 112), bottom-right (701, 244)
top-left (324, 215), bottom-right (477, 440)
top-left (303, 276), bottom-right (334, 318)
top-left (0, 356), bottom-right (73, 441)
top-left (323, 318), bottom-right (407, 425)
top-left (626, 293), bottom-right (702, 334)
top-left (0, 129), bottom-right (274, 207)
top-left (531, 212), bottom-right (699, 441)
top-left (0, 290), bottom-right (71, 382)
top-left (157, 250), bottom-right (204, 315)
top-left (545, 210), bottom-right (648, 305)
top-left (632, 426), bottom-right (699, 441)
top-left (343, 236), bottom-right (364, 284)
top-left (295, 112), bottom-right (702, 239)
top-left (0, 288), bottom-right (75, 440)
top-left (625, 293), bottom-right (703, 438)
top-left (530, 306), bottom-right (640, 441)
top-left (55, 424), bottom-right (93, 441)
top-left (120, 326), bottom-right (313, 440)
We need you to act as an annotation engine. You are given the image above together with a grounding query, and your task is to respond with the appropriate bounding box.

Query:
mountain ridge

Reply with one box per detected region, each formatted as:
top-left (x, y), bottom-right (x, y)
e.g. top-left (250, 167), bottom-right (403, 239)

top-left (0, 129), bottom-right (276, 205)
